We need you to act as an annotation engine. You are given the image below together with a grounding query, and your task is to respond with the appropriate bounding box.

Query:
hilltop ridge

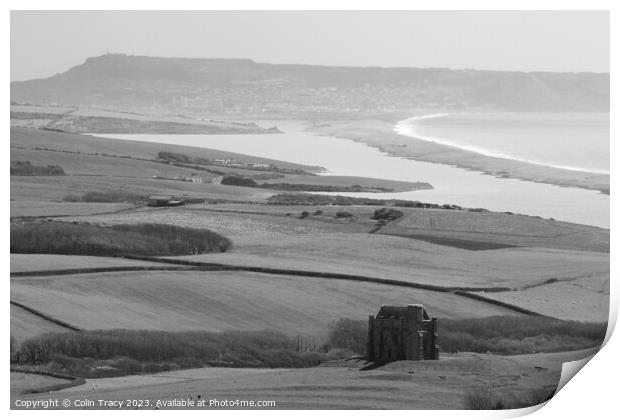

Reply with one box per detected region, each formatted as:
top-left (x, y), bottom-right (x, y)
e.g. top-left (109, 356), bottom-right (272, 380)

top-left (11, 54), bottom-right (610, 115)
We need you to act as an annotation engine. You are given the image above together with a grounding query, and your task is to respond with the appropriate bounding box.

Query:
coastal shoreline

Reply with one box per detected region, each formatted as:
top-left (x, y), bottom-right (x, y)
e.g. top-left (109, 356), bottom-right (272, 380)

top-left (311, 118), bottom-right (610, 195)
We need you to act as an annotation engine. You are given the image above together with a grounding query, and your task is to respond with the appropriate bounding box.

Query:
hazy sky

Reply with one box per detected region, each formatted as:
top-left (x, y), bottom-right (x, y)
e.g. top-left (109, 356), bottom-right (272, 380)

top-left (11, 10), bottom-right (610, 81)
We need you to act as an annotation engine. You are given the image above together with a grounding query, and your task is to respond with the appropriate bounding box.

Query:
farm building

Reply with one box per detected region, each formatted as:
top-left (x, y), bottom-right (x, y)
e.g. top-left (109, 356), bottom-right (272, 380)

top-left (147, 195), bottom-right (185, 207)
top-left (366, 304), bottom-right (439, 361)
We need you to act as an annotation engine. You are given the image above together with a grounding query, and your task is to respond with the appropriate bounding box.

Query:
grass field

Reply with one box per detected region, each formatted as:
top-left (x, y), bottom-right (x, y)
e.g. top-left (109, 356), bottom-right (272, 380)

top-left (10, 125), bottom-right (610, 407)
top-left (10, 127), bottom-right (312, 172)
top-left (9, 126), bottom-right (314, 204)
top-left (11, 305), bottom-right (73, 344)
top-left (10, 254), bottom-right (174, 272)
top-left (11, 104), bottom-right (76, 114)
top-left (10, 175), bottom-right (273, 202)
top-left (10, 270), bottom-right (519, 342)
top-left (12, 348), bottom-right (597, 409)
top-left (9, 127), bottom-right (440, 216)
top-left (24, 199), bottom-right (607, 323)
top-left (475, 273), bottom-right (610, 322)
top-left (166, 233), bottom-right (609, 291)
top-left (57, 200), bottom-right (610, 246)
top-left (11, 201), bottom-right (136, 219)
top-left (61, 207), bottom-right (373, 241)
top-left (10, 372), bottom-right (73, 397)
top-left (11, 148), bottom-right (216, 179)
top-left (384, 208), bottom-right (609, 252)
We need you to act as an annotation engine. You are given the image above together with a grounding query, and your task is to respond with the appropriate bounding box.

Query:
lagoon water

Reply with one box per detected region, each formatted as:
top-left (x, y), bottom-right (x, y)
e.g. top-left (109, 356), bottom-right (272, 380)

top-left (102, 121), bottom-right (609, 228)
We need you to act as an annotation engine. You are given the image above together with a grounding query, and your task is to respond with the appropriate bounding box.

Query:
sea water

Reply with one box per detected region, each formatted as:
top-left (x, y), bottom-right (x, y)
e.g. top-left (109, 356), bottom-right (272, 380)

top-left (395, 112), bottom-right (609, 174)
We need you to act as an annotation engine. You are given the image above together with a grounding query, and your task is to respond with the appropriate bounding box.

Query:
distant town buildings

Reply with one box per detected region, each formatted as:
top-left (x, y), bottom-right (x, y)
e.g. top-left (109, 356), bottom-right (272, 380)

top-left (167, 84), bottom-right (467, 117)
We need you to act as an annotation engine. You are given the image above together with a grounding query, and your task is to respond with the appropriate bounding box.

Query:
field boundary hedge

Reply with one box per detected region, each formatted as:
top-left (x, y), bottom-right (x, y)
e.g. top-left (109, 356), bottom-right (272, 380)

top-left (10, 265), bottom-right (208, 277)
top-left (10, 300), bottom-right (81, 331)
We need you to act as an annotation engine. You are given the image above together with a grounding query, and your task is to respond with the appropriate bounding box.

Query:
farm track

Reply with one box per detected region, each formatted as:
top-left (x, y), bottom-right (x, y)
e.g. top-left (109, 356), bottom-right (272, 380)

top-left (10, 256), bottom-right (546, 317)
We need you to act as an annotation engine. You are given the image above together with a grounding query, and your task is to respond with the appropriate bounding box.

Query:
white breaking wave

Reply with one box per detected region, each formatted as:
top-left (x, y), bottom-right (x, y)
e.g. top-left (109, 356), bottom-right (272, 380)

top-left (394, 114), bottom-right (610, 175)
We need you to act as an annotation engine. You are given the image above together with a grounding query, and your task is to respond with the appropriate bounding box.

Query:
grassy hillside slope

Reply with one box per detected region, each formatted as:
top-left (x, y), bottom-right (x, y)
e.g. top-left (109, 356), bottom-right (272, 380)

top-left (10, 127), bottom-right (312, 171)
top-left (10, 270), bottom-right (519, 341)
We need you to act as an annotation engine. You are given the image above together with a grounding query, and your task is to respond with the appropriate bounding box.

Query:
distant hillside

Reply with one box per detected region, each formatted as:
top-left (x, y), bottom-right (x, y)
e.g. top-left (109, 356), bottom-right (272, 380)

top-left (11, 54), bottom-right (610, 115)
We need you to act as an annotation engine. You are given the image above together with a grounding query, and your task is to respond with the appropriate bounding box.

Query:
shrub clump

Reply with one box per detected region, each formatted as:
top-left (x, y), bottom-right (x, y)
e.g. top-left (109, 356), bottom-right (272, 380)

top-left (15, 329), bottom-right (332, 377)
top-left (465, 386), bottom-right (556, 409)
top-left (221, 175), bottom-right (258, 187)
top-left (325, 316), bottom-right (606, 356)
top-left (371, 208), bottom-right (404, 221)
top-left (63, 191), bottom-right (147, 204)
top-left (10, 221), bottom-right (232, 256)
top-left (11, 161), bottom-right (65, 176)
top-left (327, 318), bottom-right (367, 354)
top-left (267, 193), bottom-right (443, 208)
top-left (440, 316), bottom-right (606, 354)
